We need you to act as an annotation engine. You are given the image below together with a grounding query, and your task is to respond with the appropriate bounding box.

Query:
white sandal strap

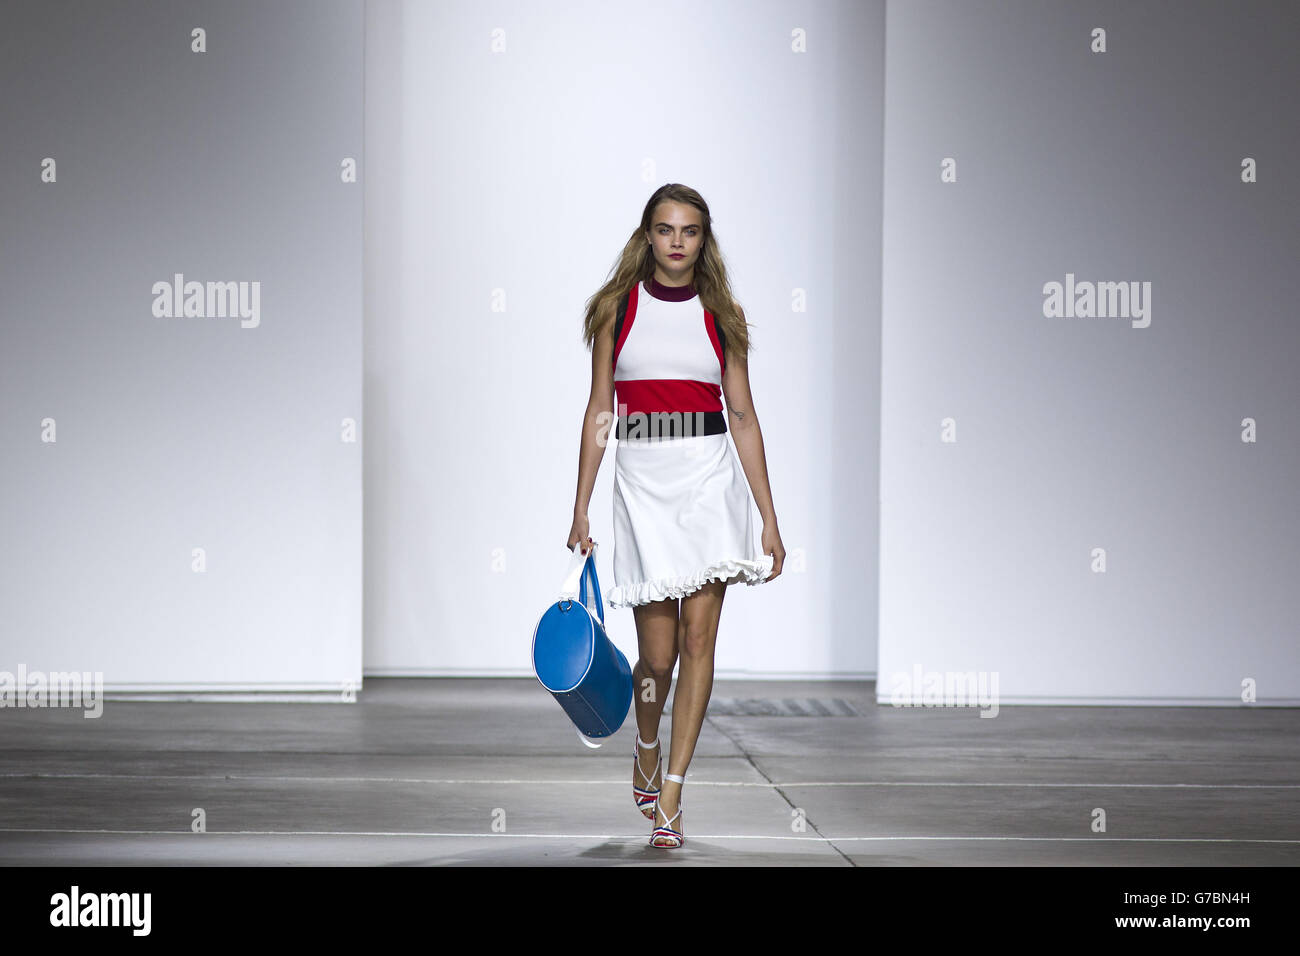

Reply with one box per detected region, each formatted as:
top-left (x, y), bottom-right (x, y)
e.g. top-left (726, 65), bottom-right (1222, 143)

top-left (634, 737), bottom-right (662, 786)
top-left (656, 803), bottom-right (682, 827)
top-left (657, 773), bottom-right (686, 826)
top-left (634, 753), bottom-right (661, 787)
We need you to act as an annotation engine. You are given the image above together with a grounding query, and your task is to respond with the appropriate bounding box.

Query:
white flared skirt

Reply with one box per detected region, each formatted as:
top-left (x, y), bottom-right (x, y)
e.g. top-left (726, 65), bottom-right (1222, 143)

top-left (608, 432), bottom-right (773, 608)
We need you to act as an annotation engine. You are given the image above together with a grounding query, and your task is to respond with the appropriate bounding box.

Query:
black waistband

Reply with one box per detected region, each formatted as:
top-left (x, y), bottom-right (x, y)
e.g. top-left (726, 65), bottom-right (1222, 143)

top-left (615, 410), bottom-right (726, 441)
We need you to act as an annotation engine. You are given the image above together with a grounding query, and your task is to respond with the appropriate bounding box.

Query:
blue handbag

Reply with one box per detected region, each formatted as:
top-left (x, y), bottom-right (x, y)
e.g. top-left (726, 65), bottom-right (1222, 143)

top-left (531, 541), bottom-right (633, 748)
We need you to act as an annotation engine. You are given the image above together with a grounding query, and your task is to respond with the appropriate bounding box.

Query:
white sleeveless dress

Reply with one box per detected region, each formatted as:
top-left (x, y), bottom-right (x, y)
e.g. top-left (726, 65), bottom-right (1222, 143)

top-left (607, 279), bottom-right (773, 608)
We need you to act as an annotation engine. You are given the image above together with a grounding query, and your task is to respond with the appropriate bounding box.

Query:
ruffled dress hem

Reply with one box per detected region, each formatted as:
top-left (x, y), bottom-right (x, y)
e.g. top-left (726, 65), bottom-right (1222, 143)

top-left (608, 556), bottom-right (773, 609)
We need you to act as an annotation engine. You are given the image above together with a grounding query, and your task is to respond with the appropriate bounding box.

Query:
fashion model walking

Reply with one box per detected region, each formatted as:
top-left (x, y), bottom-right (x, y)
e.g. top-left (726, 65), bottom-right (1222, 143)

top-left (567, 183), bottom-right (786, 849)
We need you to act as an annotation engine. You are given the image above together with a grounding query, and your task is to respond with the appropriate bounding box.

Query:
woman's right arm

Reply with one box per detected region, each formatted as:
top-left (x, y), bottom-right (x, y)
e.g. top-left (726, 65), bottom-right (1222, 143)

top-left (567, 300), bottom-right (617, 553)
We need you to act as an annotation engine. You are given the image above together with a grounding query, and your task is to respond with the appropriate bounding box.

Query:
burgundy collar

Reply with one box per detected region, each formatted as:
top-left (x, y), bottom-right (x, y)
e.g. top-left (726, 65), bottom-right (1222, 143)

top-left (647, 276), bottom-right (698, 301)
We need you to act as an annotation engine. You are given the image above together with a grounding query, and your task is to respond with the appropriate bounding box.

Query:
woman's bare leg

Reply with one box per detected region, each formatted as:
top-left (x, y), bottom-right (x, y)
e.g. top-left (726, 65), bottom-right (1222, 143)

top-left (631, 597), bottom-right (679, 802)
top-left (656, 578), bottom-right (727, 836)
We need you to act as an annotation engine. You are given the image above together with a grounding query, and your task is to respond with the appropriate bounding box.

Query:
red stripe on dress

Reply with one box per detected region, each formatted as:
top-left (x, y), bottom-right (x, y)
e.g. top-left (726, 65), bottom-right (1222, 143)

top-left (615, 379), bottom-right (723, 414)
top-left (704, 310), bottom-right (725, 375)
top-left (611, 281), bottom-right (639, 373)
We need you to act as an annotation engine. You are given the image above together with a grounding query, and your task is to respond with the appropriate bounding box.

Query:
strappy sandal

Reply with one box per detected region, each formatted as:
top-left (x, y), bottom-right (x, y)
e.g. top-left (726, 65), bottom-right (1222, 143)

top-left (650, 773), bottom-right (686, 848)
top-left (633, 735), bottom-right (661, 819)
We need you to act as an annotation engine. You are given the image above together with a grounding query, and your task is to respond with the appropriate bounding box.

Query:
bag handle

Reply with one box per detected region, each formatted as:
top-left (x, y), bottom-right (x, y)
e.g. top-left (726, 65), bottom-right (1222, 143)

top-left (558, 541), bottom-right (604, 626)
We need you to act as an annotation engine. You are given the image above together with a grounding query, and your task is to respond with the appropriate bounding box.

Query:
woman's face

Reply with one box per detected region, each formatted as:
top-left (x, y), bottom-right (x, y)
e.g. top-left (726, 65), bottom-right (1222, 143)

top-left (646, 201), bottom-right (704, 278)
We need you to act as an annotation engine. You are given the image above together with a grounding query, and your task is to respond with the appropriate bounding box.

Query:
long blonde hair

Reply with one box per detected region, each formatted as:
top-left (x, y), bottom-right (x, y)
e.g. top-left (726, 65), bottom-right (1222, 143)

top-left (581, 184), bottom-right (755, 359)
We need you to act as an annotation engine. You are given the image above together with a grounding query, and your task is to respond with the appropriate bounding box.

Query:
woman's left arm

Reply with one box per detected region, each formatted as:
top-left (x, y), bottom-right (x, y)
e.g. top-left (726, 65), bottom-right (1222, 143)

top-left (722, 309), bottom-right (785, 578)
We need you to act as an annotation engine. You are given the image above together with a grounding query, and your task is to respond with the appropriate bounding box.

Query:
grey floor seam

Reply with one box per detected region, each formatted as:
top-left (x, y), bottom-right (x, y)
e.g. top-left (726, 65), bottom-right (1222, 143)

top-left (703, 713), bottom-right (858, 867)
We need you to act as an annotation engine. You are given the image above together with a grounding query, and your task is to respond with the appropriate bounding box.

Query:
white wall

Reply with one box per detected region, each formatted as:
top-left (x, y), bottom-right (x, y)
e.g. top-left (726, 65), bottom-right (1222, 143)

top-left (13, 0), bottom-right (1284, 700)
top-left (0, 0), bottom-right (364, 694)
top-left (878, 0), bottom-right (1300, 704)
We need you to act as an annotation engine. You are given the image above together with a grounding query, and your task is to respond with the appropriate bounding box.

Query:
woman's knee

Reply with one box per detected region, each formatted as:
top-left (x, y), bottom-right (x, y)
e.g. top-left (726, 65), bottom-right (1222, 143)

top-left (679, 624), bottom-right (716, 659)
top-left (635, 658), bottom-right (674, 705)
top-left (638, 655), bottom-right (674, 681)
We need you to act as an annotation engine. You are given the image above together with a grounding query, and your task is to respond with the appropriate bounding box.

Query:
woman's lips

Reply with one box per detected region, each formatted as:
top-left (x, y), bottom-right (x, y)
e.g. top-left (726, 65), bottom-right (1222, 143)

top-left (669, 254), bottom-right (684, 259)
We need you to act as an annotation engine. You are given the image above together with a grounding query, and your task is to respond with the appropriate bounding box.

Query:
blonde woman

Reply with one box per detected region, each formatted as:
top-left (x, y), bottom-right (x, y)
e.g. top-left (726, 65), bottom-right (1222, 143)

top-left (567, 183), bottom-right (785, 849)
